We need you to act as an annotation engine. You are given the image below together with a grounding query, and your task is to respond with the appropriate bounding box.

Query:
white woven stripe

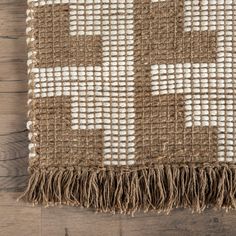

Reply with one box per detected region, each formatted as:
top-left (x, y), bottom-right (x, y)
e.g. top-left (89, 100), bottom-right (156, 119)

top-left (69, 3), bottom-right (101, 36)
top-left (100, 1), bottom-right (135, 165)
top-left (184, 0), bottom-right (217, 31)
top-left (28, 0), bottom-right (75, 5)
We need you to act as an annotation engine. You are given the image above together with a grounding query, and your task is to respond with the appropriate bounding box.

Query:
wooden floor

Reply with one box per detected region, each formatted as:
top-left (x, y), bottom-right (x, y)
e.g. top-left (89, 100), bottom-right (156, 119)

top-left (0, 1), bottom-right (236, 235)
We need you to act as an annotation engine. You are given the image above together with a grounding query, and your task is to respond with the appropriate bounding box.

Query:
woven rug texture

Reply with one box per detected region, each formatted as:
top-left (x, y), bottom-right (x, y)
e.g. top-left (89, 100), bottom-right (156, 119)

top-left (21, 0), bottom-right (236, 213)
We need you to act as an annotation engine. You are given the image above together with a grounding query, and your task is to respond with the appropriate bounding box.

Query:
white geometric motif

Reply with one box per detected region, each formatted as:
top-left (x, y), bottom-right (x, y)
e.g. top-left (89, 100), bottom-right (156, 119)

top-left (151, 1), bottom-right (236, 161)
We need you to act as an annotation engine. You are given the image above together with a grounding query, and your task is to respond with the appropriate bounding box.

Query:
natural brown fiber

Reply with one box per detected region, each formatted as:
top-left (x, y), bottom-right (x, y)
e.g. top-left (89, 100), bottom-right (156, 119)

top-left (21, 0), bottom-right (236, 214)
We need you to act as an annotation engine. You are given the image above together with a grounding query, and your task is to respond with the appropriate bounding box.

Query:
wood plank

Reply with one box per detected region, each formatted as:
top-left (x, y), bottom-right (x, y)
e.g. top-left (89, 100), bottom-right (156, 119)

top-left (0, 94), bottom-right (27, 114)
top-left (0, 139), bottom-right (28, 161)
top-left (3, 192), bottom-right (236, 236)
top-left (0, 192), bottom-right (30, 206)
top-left (0, 176), bottom-right (28, 191)
top-left (0, 206), bottom-right (41, 236)
top-left (0, 132), bottom-right (28, 191)
top-left (0, 116), bottom-right (27, 134)
top-left (120, 210), bottom-right (236, 236)
top-left (0, 132), bottom-right (28, 159)
top-left (0, 0), bottom-right (27, 84)
top-left (0, 0), bottom-right (27, 37)
top-left (0, 158), bottom-right (28, 177)
top-left (0, 193), bottom-right (41, 236)
top-left (0, 36), bottom-right (27, 84)
top-left (42, 207), bottom-right (121, 236)
top-left (41, 205), bottom-right (236, 236)
top-left (0, 0), bottom-right (28, 192)
top-left (0, 131), bottom-right (28, 162)
top-left (0, 37), bottom-right (27, 65)
top-left (5, 193), bottom-right (236, 236)
top-left (0, 131), bottom-right (28, 144)
top-left (0, 81), bottom-right (27, 93)
top-left (0, 61), bottom-right (27, 82)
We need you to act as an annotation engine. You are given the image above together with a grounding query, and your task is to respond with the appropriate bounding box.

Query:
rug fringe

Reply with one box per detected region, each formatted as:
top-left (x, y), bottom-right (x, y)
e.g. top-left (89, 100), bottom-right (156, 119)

top-left (18, 163), bottom-right (236, 214)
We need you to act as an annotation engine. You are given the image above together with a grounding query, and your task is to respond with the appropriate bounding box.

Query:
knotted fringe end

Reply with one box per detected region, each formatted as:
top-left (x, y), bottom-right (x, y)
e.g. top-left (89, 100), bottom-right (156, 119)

top-left (19, 163), bottom-right (236, 214)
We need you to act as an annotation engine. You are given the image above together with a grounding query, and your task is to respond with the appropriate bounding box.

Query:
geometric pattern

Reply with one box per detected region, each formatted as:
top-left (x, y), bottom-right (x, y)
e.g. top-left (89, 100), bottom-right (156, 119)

top-left (27, 0), bottom-right (236, 166)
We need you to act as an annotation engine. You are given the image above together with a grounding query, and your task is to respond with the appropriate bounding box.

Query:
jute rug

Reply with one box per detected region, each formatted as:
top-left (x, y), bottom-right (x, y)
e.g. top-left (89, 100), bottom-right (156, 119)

top-left (21, 0), bottom-right (236, 214)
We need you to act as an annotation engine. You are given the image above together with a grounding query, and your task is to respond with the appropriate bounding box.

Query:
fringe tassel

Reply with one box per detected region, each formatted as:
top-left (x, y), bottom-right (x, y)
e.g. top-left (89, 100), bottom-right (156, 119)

top-left (18, 163), bottom-right (236, 214)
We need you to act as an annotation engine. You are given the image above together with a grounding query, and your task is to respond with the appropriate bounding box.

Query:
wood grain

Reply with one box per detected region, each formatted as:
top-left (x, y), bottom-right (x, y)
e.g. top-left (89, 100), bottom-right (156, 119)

top-left (2, 193), bottom-right (236, 236)
top-left (0, 0), bottom-right (28, 193)
top-left (42, 207), bottom-right (236, 236)
top-left (0, 0), bottom-right (236, 236)
top-left (42, 207), bottom-right (121, 236)
top-left (0, 193), bottom-right (41, 236)
top-left (120, 210), bottom-right (236, 236)
top-left (0, 206), bottom-right (41, 236)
